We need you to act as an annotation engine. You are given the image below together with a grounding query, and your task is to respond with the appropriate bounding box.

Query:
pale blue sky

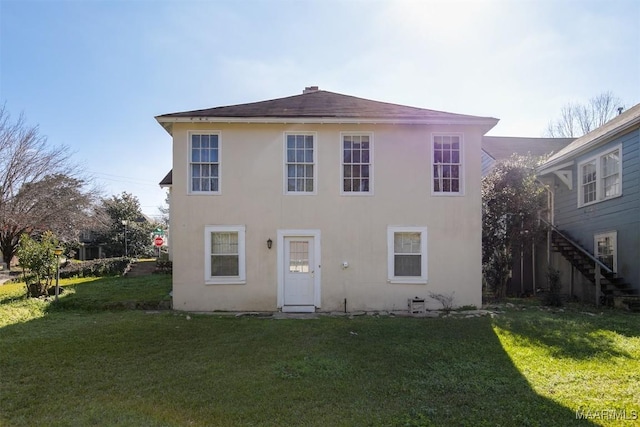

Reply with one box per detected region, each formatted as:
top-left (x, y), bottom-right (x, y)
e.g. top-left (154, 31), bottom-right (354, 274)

top-left (1, 0), bottom-right (639, 218)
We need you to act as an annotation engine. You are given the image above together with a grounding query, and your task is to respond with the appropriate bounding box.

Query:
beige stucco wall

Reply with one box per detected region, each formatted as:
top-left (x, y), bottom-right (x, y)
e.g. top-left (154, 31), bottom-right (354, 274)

top-left (169, 122), bottom-right (485, 312)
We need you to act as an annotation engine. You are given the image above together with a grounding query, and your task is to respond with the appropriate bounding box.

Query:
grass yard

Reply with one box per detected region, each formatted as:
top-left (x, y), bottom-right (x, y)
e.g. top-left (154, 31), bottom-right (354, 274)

top-left (0, 276), bottom-right (638, 426)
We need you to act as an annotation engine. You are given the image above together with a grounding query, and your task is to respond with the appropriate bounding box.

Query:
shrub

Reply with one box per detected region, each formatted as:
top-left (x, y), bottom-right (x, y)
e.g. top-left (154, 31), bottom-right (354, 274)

top-left (59, 257), bottom-right (132, 278)
top-left (16, 232), bottom-right (60, 297)
top-left (154, 260), bottom-right (172, 274)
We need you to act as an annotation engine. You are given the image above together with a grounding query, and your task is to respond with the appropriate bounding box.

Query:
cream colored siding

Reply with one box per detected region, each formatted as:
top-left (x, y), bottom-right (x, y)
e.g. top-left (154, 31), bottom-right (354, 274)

top-left (169, 122), bottom-right (484, 312)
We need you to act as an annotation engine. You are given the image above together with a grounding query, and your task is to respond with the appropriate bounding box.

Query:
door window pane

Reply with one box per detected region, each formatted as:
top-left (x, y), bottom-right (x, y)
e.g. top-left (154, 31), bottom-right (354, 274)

top-left (289, 241), bottom-right (309, 273)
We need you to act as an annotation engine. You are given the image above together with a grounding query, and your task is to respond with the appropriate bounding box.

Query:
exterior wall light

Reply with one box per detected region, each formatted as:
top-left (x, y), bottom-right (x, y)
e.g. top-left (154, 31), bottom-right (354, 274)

top-left (267, 238), bottom-right (273, 249)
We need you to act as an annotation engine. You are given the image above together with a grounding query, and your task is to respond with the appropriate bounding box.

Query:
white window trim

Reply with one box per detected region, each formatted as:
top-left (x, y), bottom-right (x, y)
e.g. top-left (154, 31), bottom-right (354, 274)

top-left (578, 144), bottom-right (622, 207)
top-left (387, 226), bottom-right (428, 284)
top-left (283, 132), bottom-right (318, 195)
top-left (594, 230), bottom-right (617, 273)
top-left (340, 131), bottom-right (374, 196)
top-left (204, 225), bottom-right (246, 284)
top-left (188, 131), bottom-right (222, 195)
top-left (431, 133), bottom-right (464, 196)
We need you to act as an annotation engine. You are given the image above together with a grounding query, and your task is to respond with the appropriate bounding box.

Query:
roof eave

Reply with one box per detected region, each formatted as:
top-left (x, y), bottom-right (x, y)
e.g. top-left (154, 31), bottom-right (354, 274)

top-left (537, 160), bottom-right (575, 176)
top-left (156, 115), bottom-right (498, 127)
top-left (539, 119), bottom-right (640, 171)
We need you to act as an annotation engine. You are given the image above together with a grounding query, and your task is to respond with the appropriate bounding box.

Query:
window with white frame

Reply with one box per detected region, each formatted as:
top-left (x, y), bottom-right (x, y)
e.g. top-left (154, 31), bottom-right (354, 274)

top-left (342, 133), bottom-right (372, 194)
top-left (602, 150), bottom-right (621, 198)
top-left (432, 134), bottom-right (462, 194)
top-left (581, 160), bottom-right (597, 204)
top-left (204, 225), bottom-right (245, 284)
top-left (285, 133), bottom-right (315, 194)
top-left (579, 146), bottom-right (621, 207)
top-left (387, 226), bottom-right (428, 283)
top-left (594, 231), bottom-right (617, 273)
top-left (190, 133), bottom-right (220, 193)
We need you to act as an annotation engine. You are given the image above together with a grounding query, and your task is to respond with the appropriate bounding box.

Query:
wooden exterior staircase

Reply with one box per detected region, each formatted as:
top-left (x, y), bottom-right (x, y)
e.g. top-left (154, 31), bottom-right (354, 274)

top-left (545, 221), bottom-right (639, 308)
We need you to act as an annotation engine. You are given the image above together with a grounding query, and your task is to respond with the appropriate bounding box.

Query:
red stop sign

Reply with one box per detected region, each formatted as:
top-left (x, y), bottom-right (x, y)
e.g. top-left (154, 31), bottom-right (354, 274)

top-left (154, 236), bottom-right (164, 247)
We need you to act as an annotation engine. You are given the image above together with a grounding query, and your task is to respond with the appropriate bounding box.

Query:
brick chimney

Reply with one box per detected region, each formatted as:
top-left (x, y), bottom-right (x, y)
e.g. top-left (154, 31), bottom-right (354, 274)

top-left (303, 86), bottom-right (319, 94)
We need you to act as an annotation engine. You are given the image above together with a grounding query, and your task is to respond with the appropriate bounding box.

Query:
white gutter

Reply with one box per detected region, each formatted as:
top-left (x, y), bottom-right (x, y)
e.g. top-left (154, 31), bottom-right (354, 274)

top-left (155, 116), bottom-right (498, 126)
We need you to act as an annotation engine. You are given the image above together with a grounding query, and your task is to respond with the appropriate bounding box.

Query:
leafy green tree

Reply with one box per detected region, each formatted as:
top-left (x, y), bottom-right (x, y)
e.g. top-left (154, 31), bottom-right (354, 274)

top-left (16, 231), bottom-right (60, 297)
top-left (482, 155), bottom-right (547, 299)
top-left (97, 192), bottom-right (155, 258)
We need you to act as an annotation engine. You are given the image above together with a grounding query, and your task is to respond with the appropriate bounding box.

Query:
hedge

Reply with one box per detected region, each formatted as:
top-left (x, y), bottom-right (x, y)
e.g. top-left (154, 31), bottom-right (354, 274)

top-left (59, 257), bottom-right (132, 278)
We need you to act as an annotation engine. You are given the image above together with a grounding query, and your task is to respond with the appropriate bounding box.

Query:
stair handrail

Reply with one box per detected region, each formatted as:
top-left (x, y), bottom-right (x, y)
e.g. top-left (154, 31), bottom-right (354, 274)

top-left (540, 218), bottom-right (614, 275)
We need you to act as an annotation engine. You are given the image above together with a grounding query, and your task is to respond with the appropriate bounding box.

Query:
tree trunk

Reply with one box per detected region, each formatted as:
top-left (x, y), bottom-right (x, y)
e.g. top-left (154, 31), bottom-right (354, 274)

top-left (27, 282), bottom-right (46, 298)
top-left (1, 238), bottom-right (15, 270)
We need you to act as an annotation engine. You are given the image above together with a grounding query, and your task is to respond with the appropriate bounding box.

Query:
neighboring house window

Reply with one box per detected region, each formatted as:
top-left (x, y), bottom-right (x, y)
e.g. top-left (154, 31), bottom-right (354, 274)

top-left (204, 225), bottom-right (245, 284)
top-left (602, 151), bottom-right (621, 197)
top-left (578, 145), bottom-right (622, 207)
top-left (432, 134), bottom-right (463, 195)
top-left (581, 161), bottom-right (597, 204)
top-left (285, 133), bottom-right (316, 194)
top-left (387, 226), bottom-right (428, 284)
top-left (341, 133), bottom-right (372, 194)
top-left (594, 231), bottom-right (617, 273)
top-left (190, 133), bottom-right (220, 194)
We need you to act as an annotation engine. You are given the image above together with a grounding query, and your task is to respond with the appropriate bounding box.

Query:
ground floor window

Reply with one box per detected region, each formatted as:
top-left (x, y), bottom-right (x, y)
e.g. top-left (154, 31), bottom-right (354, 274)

top-left (387, 226), bottom-right (428, 284)
top-left (594, 231), bottom-right (617, 273)
top-left (205, 225), bottom-right (246, 284)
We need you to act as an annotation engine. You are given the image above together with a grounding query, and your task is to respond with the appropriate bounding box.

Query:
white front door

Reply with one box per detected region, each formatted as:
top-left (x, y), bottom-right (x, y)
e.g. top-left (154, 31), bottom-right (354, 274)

top-left (283, 236), bottom-right (315, 312)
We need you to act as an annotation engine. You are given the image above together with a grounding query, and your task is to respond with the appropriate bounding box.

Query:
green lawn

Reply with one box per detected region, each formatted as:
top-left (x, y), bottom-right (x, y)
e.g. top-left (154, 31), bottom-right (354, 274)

top-left (1, 277), bottom-right (638, 426)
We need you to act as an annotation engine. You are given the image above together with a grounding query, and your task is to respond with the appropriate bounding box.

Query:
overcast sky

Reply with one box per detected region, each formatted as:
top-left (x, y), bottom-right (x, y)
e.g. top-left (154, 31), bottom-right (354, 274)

top-left (1, 0), bottom-right (639, 218)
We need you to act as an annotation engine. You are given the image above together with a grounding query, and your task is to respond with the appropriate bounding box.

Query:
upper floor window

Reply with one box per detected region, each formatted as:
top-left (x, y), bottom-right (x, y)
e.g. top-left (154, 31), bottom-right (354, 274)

top-left (285, 133), bottom-right (316, 194)
top-left (190, 132), bottom-right (220, 194)
top-left (341, 133), bottom-right (373, 194)
top-left (578, 145), bottom-right (621, 207)
top-left (432, 134), bottom-right (463, 195)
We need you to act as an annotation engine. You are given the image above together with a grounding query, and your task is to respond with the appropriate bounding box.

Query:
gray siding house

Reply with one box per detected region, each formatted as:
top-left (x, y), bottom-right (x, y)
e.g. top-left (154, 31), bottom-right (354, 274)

top-left (537, 103), bottom-right (640, 305)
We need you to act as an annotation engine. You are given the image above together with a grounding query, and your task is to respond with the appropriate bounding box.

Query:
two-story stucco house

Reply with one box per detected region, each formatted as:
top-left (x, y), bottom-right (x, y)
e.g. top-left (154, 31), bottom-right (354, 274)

top-left (537, 103), bottom-right (640, 305)
top-left (156, 87), bottom-right (498, 312)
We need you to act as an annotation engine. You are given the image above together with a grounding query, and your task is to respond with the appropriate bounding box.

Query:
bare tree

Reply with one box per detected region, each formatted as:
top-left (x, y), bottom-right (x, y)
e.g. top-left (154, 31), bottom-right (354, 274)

top-left (545, 91), bottom-right (623, 138)
top-left (158, 191), bottom-right (169, 227)
top-left (0, 106), bottom-right (98, 268)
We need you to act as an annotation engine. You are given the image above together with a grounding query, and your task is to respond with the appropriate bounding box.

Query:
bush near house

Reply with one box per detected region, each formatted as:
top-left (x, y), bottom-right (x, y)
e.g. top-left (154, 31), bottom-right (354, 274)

top-left (15, 232), bottom-right (60, 297)
top-left (154, 259), bottom-right (172, 274)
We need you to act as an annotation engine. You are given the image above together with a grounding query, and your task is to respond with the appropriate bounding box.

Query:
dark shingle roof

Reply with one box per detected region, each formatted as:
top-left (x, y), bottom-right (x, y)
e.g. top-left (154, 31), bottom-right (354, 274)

top-left (482, 136), bottom-right (575, 161)
top-left (159, 170), bottom-right (172, 187)
top-left (156, 89), bottom-right (498, 124)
